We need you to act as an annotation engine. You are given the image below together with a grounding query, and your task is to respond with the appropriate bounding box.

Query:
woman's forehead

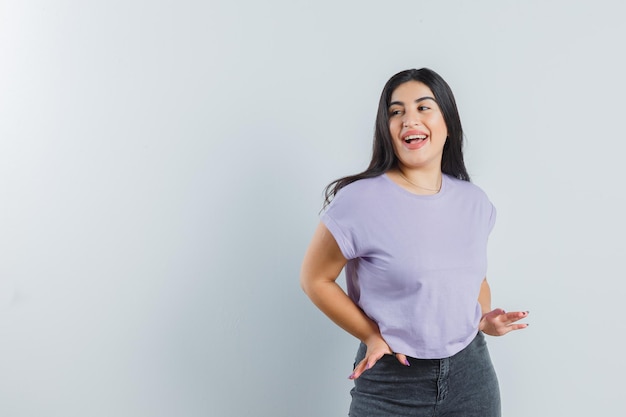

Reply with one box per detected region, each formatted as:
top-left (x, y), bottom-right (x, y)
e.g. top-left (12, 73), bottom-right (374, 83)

top-left (390, 81), bottom-right (435, 102)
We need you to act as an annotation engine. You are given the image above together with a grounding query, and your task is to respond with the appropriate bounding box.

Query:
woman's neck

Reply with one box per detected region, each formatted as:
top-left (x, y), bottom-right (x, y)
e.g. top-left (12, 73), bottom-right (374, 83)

top-left (392, 166), bottom-right (443, 194)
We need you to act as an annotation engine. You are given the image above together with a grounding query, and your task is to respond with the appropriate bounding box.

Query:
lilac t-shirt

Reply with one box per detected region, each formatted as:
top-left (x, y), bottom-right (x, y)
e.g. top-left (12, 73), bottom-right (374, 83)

top-left (321, 173), bottom-right (496, 359)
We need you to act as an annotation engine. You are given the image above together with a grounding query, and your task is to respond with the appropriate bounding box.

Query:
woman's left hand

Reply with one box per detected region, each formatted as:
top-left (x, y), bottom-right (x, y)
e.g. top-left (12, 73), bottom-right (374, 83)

top-left (479, 308), bottom-right (529, 336)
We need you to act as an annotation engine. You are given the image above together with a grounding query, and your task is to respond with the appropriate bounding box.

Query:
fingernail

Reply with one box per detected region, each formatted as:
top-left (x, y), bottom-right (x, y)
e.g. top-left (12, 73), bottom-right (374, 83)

top-left (366, 363), bottom-right (371, 370)
top-left (348, 373), bottom-right (355, 379)
top-left (404, 359), bottom-right (411, 366)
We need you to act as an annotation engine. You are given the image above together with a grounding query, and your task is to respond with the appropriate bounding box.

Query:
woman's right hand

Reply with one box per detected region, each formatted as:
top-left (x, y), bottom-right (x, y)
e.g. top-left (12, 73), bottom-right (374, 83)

top-left (348, 335), bottom-right (410, 380)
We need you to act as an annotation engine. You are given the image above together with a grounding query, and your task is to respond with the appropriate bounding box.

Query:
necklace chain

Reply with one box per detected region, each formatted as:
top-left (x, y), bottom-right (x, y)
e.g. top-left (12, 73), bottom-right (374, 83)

top-left (397, 170), bottom-right (441, 192)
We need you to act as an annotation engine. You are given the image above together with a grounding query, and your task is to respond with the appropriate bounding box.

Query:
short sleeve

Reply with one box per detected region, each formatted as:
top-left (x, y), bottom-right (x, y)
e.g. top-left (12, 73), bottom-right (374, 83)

top-left (487, 202), bottom-right (497, 233)
top-left (320, 195), bottom-right (358, 260)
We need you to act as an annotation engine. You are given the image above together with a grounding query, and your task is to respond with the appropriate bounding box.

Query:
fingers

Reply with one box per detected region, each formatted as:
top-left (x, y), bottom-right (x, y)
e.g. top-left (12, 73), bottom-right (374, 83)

top-left (501, 310), bottom-right (529, 333)
top-left (395, 352), bottom-right (411, 367)
top-left (482, 309), bottom-right (529, 336)
top-left (349, 351), bottom-right (411, 380)
top-left (348, 358), bottom-right (367, 380)
top-left (489, 308), bottom-right (529, 324)
top-left (348, 355), bottom-right (380, 380)
top-left (503, 310), bottom-right (529, 326)
top-left (504, 310), bottom-right (528, 320)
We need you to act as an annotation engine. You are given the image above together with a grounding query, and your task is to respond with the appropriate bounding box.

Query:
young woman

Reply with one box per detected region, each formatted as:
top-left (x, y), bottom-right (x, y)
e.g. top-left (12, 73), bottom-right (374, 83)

top-left (300, 68), bottom-right (528, 417)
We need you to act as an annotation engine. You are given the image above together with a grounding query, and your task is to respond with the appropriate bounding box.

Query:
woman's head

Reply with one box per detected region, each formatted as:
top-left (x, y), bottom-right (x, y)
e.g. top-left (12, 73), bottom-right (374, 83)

top-left (324, 68), bottom-right (469, 206)
top-left (370, 68), bottom-right (469, 180)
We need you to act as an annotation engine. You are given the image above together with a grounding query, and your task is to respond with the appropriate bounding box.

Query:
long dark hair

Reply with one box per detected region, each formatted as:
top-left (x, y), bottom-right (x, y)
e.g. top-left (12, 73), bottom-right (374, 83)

top-left (323, 68), bottom-right (470, 207)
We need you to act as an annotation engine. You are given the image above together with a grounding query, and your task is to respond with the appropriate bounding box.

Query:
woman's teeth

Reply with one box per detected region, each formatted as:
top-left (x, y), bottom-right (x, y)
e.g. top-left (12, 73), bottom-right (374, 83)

top-left (404, 135), bottom-right (427, 143)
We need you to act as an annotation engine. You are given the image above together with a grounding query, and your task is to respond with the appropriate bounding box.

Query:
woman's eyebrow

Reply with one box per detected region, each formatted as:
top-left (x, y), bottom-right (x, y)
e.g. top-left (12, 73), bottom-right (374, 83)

top-left (389, 96), bottom-right (437, 107)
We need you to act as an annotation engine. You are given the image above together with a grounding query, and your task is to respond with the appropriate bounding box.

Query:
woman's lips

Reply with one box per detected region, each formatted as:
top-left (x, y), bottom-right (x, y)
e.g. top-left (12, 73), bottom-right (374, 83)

top-left (402, 130), bottom-right (428, 140)
top-left (403, 137), bottom-right (428, 150)
top-left (401, 130), bottom-right (429, 149)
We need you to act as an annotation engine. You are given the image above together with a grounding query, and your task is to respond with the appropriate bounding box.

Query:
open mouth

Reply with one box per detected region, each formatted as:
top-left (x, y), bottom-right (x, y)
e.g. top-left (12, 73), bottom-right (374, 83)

top-left (403, 134), bottom-right (427, 143)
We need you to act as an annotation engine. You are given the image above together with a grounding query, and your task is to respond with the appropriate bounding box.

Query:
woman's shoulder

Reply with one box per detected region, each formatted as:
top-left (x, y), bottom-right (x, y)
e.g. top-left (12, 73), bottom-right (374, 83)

top-left (445, 175), bottom-right (492, 201)
top-left (340, 174), bottom-right (387, 192)
top-left (328, 175), bottom-right (389, 206)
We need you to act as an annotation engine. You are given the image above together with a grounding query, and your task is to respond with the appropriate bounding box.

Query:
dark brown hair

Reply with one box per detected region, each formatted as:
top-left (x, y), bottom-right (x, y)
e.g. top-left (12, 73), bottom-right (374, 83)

top-left (324, 68), bottom-right (470, 207)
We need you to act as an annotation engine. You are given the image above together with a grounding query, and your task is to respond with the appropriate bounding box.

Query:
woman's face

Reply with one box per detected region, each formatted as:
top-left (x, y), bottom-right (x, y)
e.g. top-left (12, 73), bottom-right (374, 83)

top-left (388, 81), bottom-right (448, 172)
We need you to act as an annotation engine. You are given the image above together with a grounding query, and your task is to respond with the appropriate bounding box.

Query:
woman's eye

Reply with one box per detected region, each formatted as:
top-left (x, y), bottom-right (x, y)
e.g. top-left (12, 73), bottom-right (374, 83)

top-left (418, 105), bottom-right (430, 111)
top-left (389, 109), bottom-right (403, 116)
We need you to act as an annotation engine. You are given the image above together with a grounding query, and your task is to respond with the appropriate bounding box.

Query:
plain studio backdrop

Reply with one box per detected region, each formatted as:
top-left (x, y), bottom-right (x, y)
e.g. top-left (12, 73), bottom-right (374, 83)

top-left (0, 1), bottom-right (624, 416)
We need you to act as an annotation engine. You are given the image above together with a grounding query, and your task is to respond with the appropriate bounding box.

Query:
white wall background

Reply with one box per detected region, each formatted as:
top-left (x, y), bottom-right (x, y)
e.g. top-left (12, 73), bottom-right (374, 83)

top-left (1, 1), bottom-right (624, 416)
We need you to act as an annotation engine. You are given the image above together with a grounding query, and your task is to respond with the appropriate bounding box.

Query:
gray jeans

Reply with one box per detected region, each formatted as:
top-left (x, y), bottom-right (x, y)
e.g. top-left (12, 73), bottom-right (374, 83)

top-left (349, 331), bottom-right (501, 417)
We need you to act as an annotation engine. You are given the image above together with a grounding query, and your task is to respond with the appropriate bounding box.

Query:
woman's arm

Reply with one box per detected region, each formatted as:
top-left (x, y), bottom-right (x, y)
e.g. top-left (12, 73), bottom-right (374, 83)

top-left (478, 277), bottom-right (529, 335)
top-left (478, 277), bottom-right (493, 315)
top-left (300, 222), bottom-right (409, 378)
top-left (300, 222), bottom-right (378, 342)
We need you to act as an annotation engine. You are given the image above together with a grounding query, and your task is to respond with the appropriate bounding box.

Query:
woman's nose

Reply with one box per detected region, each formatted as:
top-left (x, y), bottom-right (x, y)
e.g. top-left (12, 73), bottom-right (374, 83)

top-left (402, 109), bottom-right (422, 127)
top-left (403, 116), bottom-right (420, 128)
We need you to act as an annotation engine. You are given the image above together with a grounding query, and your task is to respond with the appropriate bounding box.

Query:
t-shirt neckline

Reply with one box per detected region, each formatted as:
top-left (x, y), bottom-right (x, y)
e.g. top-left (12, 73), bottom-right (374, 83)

top-left (381, 172), bottom-right (448, 200)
